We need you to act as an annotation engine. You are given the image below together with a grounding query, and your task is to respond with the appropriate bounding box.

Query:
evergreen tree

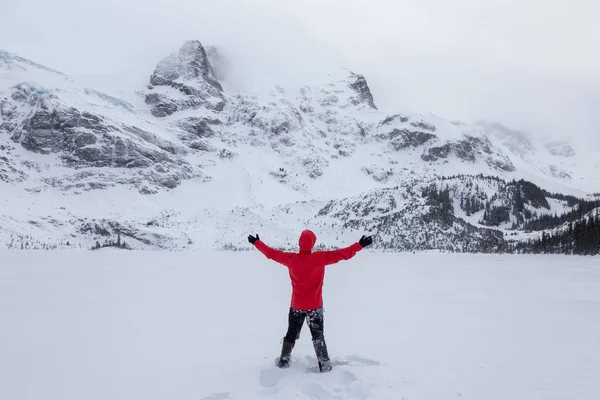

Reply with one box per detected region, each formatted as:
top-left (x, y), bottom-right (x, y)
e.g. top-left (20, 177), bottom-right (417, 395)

top-left (518, 208), bottom-right (600, 255)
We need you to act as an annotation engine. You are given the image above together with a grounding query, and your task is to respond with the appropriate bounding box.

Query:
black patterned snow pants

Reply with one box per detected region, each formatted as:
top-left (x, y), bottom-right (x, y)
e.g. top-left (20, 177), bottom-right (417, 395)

top-left (281, 307), bottom-right (331, 367)
top-left (284, 307), bottom-right (326, 343)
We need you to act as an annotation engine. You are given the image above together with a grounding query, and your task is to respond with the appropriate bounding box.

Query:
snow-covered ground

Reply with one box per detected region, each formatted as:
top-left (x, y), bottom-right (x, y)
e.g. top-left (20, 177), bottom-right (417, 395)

top-left (1, 251), bottom-right (599, 400)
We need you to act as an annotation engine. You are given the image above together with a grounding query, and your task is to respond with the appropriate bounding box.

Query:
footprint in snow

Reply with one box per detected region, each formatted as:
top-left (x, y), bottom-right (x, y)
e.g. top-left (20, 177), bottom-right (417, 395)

top-left (300, 370), bottom-right (369, 400)
top-left (258, 355), bottom-right (374, 399)
top-left (340, 370), bottom-right (359, 385)
top-left (259, 367), bottom-right (284, 388)
top-left (305, 355), bottom-right (381, 371)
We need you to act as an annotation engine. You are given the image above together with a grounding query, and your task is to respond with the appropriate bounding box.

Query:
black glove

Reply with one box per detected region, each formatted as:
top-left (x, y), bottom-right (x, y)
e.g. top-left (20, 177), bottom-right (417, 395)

top-left (248, 234), bottom-right (260, 245)
top-left (359, 235), bottom-right (373, 248)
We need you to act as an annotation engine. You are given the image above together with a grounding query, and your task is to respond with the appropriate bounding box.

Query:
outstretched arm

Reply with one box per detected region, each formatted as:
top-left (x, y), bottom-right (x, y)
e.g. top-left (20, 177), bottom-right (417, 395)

top-left (319, 235), bottom-right (373, 266)
top-left (319, 243), bottom-right (363, 266)
top-left (249, 234), bottom-right (294, 267)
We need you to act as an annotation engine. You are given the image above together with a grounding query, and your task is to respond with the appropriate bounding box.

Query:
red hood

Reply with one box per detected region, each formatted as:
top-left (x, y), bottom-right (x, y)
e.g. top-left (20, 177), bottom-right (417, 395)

top-left (299, 230), bottom-right (317, 253)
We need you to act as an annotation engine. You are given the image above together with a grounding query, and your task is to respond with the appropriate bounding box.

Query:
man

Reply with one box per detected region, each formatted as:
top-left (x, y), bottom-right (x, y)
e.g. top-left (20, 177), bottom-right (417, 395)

top-left (248, 230), bottom-right (373, 373)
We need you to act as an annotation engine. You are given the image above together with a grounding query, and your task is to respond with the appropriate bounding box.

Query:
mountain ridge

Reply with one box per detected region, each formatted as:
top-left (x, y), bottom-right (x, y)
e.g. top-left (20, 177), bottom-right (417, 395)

top-left (1, 40), bottom-right (598, 252)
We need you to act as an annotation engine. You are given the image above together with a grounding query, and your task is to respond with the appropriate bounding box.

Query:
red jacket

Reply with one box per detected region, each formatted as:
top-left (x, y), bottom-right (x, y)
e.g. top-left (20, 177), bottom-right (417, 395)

top-left (254, 230), bottom-right (363, 310)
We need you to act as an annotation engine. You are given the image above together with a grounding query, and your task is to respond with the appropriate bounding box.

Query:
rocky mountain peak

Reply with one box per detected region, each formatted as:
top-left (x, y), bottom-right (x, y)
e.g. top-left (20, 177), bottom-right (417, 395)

top-left (347, 72), bottom-right (378, 110)
top-left (145, 40), bottom-right (225, 117)
top-left (171, 40), bottom-right (222, 90)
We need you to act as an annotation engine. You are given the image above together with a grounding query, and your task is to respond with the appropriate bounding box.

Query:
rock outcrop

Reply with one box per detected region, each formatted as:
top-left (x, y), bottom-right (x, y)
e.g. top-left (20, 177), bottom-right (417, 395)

top-left (145, 40), bottom-right (226, 117)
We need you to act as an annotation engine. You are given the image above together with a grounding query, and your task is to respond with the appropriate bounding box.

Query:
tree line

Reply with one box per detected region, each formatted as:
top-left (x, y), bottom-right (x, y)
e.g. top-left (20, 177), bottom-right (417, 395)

top-left (514, 208), bottom-right (600, 255)
top-left (92, 232), bottom-right (131, 250)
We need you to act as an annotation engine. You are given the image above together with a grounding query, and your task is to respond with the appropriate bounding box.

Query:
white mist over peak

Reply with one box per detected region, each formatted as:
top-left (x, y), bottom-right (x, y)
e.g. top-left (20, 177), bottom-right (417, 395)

top-left (5, 0), bottom-right (596, 149)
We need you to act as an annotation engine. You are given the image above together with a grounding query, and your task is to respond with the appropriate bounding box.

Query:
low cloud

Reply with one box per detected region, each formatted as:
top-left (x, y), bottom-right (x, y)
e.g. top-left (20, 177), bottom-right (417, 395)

top-left (1, 0), bottom-right (598, 147)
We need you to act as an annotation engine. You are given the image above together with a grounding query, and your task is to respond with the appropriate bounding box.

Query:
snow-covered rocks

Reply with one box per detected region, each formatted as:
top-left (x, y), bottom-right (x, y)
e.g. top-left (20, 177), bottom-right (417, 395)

top-left (422, 135), bottom-right (516, 172)
top-left (347, 72), bottom-right (378, 109)
top-left (145, 40), bottom-right (225, 117)
top-left (546, 141), bottom-right (576, 157)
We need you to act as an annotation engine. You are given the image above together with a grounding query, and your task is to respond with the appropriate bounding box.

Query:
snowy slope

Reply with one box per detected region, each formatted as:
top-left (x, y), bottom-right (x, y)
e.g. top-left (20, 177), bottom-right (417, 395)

top-left (1, 251), bottom-right (599, 400)
top-left (1, 42), bottom-right (598, 251)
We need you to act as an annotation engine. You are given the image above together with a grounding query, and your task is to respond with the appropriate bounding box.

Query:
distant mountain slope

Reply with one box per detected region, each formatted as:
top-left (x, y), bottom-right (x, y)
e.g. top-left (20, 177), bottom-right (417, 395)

top-left (0, 42), bottom-right (598, 252)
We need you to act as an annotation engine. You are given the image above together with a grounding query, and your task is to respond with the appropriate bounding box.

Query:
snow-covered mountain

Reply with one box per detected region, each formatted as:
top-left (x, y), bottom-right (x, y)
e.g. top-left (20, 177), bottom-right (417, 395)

top-left (1, 42), bottom-right (598, 251)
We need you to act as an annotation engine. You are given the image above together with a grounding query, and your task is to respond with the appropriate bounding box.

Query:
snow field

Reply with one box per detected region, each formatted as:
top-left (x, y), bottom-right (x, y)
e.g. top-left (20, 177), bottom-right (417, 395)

top-left (0, 251), bottom-right (599, 400)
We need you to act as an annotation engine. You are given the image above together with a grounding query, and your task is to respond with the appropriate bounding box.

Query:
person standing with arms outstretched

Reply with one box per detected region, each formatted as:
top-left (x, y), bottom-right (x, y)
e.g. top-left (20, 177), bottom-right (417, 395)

top-left (248, 230), bottom-right (373, 373)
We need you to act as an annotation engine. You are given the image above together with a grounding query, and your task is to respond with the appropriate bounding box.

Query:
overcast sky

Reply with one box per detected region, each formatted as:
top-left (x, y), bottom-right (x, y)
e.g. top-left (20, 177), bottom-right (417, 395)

top-left (2, 0), bottom-right (599, 147)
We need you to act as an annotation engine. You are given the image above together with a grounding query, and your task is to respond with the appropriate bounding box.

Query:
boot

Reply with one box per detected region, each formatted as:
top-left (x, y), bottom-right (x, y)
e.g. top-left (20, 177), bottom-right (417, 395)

top-left (312, 338), bottom-right (332, 373)
top-left (276, 338), bottom-right (295, 368)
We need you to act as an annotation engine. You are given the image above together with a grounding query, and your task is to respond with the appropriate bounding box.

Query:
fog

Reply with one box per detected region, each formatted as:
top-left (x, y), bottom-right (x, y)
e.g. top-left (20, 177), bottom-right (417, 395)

top-left (2, 0), bottom-right (599, 147)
